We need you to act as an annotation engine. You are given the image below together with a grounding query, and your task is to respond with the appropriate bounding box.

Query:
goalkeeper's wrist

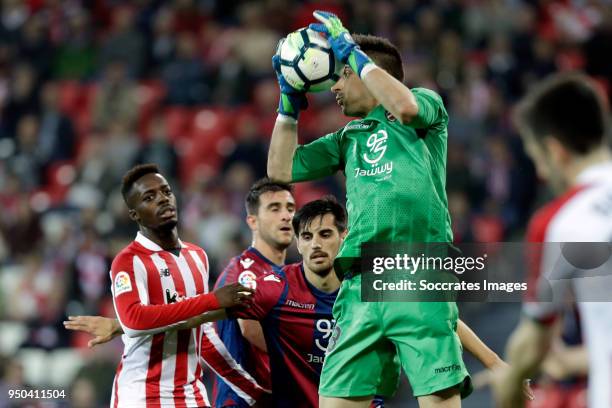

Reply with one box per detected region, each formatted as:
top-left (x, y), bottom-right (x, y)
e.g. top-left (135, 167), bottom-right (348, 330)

top-left (277, 92), bottom-right (302, 121)
top-left (276, 113), bottom-right (298, 124)
top-left (348, 47), bottom-right (376, 79)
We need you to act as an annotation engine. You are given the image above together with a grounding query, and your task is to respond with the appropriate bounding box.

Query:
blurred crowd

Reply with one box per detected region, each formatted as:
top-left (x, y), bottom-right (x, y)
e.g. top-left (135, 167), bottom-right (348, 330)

top-left (0, 0), bottom-right (611, 404)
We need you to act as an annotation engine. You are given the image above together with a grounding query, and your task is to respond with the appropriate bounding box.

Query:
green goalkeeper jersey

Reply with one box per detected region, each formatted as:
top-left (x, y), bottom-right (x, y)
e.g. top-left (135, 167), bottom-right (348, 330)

top-left (291, 88), bottom-right (452, 269)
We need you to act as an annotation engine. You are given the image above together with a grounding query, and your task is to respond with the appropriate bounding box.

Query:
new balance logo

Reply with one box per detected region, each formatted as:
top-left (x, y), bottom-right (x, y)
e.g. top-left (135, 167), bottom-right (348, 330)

top-left (159, 268), bottom-right (170, 277)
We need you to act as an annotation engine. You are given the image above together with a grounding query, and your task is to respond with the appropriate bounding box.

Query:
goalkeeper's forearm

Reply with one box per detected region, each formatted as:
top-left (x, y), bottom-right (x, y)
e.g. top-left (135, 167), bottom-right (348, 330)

top-left (360, 65), bottom-right (418, 125)
top-left (268, 118), bottom-right (298, 182)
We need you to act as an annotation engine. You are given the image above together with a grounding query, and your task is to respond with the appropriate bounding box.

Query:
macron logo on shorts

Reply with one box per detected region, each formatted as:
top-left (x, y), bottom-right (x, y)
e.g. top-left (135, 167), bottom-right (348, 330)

top-left (434, 364), bottom-right (461, 374)
top-left (114, 271), bottom-right (133, 297)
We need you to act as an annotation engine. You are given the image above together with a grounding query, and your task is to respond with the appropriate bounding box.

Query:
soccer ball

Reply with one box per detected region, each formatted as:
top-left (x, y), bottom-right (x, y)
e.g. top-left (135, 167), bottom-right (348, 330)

top-left (277, 27), bottom-right (342, 93)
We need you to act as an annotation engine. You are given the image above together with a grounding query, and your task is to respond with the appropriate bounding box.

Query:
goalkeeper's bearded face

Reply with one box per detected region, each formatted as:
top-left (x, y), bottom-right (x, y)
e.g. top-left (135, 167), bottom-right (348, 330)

top-left (331, 65), bottom-right (377, 118)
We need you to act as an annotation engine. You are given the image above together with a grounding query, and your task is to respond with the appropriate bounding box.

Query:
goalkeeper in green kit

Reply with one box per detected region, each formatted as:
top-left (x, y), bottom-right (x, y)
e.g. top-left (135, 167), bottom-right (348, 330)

top-left (268, 10), bottom-right (519, 408)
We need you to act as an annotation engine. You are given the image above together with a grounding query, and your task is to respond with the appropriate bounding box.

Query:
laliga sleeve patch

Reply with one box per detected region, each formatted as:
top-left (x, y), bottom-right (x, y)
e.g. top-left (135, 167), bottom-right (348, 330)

top-left (114, 271), bottom-right (133, 297)
top-left (238, 271), bottom-right (257, 290)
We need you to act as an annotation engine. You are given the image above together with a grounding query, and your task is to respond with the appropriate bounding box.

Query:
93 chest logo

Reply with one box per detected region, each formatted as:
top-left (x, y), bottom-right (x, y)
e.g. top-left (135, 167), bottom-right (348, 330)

top-left (363, 130), bottom-right (388, 164)
top-left (355, 129), bottom-right (393, 179)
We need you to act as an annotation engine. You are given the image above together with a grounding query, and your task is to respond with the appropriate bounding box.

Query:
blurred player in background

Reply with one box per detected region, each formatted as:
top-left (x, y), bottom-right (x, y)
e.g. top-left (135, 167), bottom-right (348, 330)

top-left (268, 11), bottom-right (511, 408)
top-left (212, 178), bottom-right (295, 407)
top-left (492, 73), bottom-right (612, 408)
top-left (66, 163), bottom-right (260, 407)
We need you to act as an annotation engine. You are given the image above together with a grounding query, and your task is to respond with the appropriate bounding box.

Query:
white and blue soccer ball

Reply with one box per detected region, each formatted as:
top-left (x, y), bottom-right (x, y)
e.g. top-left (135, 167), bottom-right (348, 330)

top-left (277, 27), bottom-right (342, 93)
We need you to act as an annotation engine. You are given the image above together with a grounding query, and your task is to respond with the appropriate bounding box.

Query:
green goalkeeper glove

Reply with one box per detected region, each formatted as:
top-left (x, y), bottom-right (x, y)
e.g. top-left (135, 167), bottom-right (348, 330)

top-left (272, 44), bottom-right (308, 121)
top-left (309, 10), bottom-right (375, 78)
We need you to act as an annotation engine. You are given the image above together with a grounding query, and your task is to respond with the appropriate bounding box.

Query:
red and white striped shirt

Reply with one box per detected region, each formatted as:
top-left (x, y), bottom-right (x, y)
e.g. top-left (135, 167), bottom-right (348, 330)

top-left (110, 232), bottom-right (264, 407)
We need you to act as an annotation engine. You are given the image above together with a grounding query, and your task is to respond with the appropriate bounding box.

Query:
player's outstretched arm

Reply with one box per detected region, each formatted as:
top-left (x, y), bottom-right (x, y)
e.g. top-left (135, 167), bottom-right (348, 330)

top-left (64, 316), bottom-right (122, 348)
top-left (310, 11), bottom-right (418, 125)
top-left (177, 309), bottom-right (228, 329)
top-left (111, 253), bottom-right (254, 338)
top-left (64, 310), bottom-right (232, 348)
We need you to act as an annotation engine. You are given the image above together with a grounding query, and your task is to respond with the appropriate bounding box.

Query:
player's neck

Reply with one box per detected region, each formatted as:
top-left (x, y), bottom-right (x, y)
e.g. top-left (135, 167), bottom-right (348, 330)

top-left (303, 266), bottom-right (340, 293)
top-left (140, 227), bottom-right (180, 251)
top-left (566, 146), bottom-right (611, 187)
top-left (362, 101), bottom-right (380, 117)
top-left (252, 238), bottom-right (286, 266)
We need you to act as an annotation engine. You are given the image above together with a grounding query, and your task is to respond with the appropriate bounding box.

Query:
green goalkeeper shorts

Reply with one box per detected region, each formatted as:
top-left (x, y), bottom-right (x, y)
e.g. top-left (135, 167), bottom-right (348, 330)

top-left (319, 273), bottom-right (472, 399)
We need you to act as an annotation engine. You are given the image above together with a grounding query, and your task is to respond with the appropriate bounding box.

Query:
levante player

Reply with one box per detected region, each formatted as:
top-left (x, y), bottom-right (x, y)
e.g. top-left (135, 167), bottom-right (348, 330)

top-left (212, 179), bottom-right (295, 407)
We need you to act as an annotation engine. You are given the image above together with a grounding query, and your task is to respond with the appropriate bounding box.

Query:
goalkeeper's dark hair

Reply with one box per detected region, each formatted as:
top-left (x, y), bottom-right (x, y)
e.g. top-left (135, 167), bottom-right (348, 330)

top-left (292, 196), bottom-right (347, 235)
top-left (246, 178), bottom-right (293, 215)
top-left (121, 163), bottom-right (161, 206)
top-left (354, 34), bottom-right (404, 82)
top-left (514, 72), bottom-right (609, 154)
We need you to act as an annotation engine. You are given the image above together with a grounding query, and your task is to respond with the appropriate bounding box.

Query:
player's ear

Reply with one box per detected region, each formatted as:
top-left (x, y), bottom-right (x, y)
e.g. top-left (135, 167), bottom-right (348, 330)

top-left (246, 214), bottom-right (258, 231)
top-left (544, 136), bottom-right (570, 165)
top-left (128, 208), bottom-right (139, 222)
top-left (340, 229), bottom-right (348, 240)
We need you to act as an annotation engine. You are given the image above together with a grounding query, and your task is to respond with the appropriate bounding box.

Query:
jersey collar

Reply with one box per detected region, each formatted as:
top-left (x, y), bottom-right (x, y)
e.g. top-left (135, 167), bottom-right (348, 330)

top-left (363, 104), bottom-right (387, 121)
top-left (247, 246), bottom-right (284, 269)
top-left (135, 231), bottom-right (186, 252)
top-left (576, 161), bottom-right (612, 185)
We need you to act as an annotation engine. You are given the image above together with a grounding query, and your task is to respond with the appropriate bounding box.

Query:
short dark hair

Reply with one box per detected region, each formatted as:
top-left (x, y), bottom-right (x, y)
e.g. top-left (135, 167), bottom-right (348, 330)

top-left (245, 178), bottom-right (293, 215)
top-left (121, 163), bottom-right (160, 205)
top-left (292, 196), bottom-right (347, 235)
top-left (354, 34), bottom-right (404, 82)
top-left (514, 73), bottom-right (609, 154)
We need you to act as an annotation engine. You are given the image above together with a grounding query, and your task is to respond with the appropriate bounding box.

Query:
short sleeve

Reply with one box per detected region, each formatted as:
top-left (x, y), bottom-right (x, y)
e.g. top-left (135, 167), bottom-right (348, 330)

top-left (409, 88), bottom-right (448, 130)
top-left (291, 131), bottom-right (343, 182)
top-left (522, 242), bottom-right (570, 326)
